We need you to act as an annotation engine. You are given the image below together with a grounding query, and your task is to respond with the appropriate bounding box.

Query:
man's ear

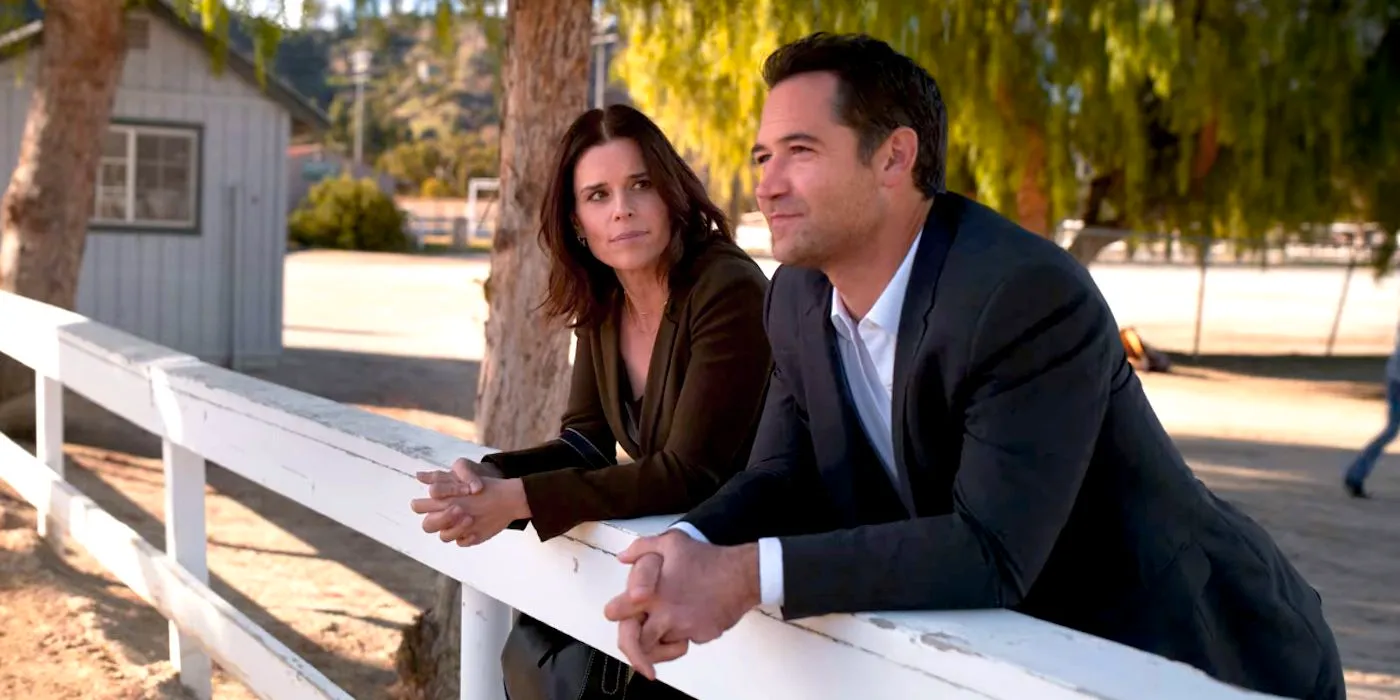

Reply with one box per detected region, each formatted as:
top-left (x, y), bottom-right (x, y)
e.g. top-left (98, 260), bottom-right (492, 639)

top-left (877, 126), bottom-right (920, 188)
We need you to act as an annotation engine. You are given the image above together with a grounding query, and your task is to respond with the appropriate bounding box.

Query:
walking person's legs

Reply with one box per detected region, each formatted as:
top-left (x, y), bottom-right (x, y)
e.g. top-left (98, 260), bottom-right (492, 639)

top-left (1345, 379), bottom-right (1400, 497)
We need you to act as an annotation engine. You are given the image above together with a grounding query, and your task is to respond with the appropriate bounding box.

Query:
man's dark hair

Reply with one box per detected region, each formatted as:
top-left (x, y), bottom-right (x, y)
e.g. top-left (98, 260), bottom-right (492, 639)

top-left (762, 32), bottom-right (947, 197)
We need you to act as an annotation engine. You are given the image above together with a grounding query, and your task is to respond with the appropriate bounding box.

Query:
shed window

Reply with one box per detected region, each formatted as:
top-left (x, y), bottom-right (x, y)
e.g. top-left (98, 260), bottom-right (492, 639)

top-left (93, 124), bottom-right (199, 230)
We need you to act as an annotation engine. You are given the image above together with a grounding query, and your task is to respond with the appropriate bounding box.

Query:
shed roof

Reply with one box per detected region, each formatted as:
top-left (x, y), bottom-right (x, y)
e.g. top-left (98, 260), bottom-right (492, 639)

top-left (0, 0), bottom-right (330, 132)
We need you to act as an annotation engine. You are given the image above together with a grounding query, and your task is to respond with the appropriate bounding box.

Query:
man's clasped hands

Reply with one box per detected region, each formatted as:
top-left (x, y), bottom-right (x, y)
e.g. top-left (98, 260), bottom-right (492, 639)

top-left (410, 458), bottom-right (764, 680)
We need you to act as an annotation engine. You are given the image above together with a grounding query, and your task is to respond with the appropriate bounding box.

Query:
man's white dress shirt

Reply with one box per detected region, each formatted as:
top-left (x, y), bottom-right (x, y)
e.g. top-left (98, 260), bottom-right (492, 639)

top-left (670, 233), bottom-right (922, 607)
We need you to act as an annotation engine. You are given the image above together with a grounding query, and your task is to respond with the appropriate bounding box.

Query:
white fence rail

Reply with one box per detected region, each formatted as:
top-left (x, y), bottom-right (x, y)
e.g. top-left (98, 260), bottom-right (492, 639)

top-left (0, 289), bottom-right (1282, 700)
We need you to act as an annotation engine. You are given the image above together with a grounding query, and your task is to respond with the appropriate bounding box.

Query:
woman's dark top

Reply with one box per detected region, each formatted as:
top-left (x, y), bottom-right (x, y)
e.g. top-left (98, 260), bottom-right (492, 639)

top-left (481, 237), bottom-right (774, 540)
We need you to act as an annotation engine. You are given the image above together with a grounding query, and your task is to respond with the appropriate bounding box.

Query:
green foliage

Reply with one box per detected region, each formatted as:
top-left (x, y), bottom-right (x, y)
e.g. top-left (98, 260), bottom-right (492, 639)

top-left (0, 2), bottom-right (274, 83)
top-left (236, 17), bottom-right (336, 107)
top-left (289, 175), bottom-right (412, 251)
top-left (310, 12), bottom-right (502, 163)
top-left (611, 0), bottom-right (1400, 265)
top-left (174, 2), bottom-right (506, 167)
top-left (375, 129), bottom-right (499, 195)
top-left (334, 0), bottom-right (505, 61)
top-left (420, 176), bottom-right (451, 197)
top-left (325, 92), bottom-right (415, 158)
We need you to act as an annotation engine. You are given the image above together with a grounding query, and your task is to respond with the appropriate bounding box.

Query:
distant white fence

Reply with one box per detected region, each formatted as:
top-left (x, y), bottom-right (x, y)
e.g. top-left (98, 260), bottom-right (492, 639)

top-left (397, 184), bottom-right (499, 250)
top-left (0, 289), bottom-right (1283, 699)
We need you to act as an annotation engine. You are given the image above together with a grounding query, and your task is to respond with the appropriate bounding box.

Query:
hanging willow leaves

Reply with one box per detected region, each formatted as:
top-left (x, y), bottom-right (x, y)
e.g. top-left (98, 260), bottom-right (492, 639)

top-left (610, 0), bottom-right (1400, 265)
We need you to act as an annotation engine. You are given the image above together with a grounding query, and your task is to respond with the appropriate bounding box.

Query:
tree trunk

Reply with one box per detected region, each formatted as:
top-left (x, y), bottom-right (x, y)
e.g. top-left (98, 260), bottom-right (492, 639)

top-left (990, 81), bottom-right (1051, 238)
top-left (393, 2), bottom-right (591, 698)
top-left (1015, 126), bottom-right (1050, 237)
top-left (1065, 114), bottom-right (1220, 268)
top-left (1066, 173), bottom-right (1124, 265)
top-left (1191, 112), bottom-right (1220, 185)
top-left (0, 0), bottom-right (127, 429)
top-left (727, 173), bottom-right (743, 226)
top-left (1066, 227), bottom-right (1126, 266)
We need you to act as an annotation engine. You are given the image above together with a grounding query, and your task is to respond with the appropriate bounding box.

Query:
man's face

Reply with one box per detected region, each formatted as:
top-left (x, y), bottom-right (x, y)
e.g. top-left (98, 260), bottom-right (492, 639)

top-left (752, 72), bottom-right (882, 269)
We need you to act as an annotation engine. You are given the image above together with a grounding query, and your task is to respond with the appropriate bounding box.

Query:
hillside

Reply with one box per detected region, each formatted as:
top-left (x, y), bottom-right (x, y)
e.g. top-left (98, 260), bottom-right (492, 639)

top-left (5, 1), bottom-right (501, 148)
top-left (247, 13), bottom-right (504, 153)
top-left (234, 11), bottom-right (507, 196)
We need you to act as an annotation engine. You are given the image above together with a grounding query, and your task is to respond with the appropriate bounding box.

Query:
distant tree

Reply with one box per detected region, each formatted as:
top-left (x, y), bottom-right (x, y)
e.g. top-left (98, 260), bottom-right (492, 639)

top-left (452, 128), bottom-right (500, 178)
top-left (376, 130), bottom-right (500, 195)
top-left (419, 176), bottom-right (452, 197)
top-left (1348, 15), bottom-right (1400, 274)
top-left (326, 91), bottom-right (414, 163)
top-left (306, 11), bottom-right (503, 162)
top-left (375, 140), bottom-right (446, 192)
top-left (613, 0), bottom-right (1400, 265)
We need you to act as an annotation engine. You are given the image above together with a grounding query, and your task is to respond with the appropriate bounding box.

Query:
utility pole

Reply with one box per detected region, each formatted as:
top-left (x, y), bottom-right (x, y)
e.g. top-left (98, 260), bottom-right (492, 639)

top-left (591, 20), bottom-right (618, 109)
top-left (352, 48), bottom-right (373, 165)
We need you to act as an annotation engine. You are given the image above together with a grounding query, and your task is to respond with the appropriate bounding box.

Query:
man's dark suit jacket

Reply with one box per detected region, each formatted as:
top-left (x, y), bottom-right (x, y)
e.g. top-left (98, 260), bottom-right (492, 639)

top-left (482, 237), bottom-right (772, 541)
top-left (681, 193), bottom-right (1345, 699)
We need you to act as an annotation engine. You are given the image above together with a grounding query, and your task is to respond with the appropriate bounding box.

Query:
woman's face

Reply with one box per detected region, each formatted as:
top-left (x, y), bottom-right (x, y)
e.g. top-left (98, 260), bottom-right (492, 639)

top-left (572, 138), bottom-right (673, 276)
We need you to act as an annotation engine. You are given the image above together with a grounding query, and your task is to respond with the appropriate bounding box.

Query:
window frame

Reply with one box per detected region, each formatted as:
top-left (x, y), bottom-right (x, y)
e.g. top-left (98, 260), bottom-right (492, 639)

top-left (90, 119), bottom-right (203, 235)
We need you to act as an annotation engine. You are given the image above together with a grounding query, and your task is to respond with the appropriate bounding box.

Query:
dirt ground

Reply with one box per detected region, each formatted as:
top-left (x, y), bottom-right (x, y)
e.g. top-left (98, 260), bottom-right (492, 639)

top-left (0, 502), bottom-right (189, 700)
top-left (2, 250), bottom-right (1399, 698)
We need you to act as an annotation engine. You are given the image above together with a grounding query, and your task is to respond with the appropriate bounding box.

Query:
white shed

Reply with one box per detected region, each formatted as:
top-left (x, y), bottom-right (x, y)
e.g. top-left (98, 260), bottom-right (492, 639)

top-left (0, 3), bottom-right (329, 369)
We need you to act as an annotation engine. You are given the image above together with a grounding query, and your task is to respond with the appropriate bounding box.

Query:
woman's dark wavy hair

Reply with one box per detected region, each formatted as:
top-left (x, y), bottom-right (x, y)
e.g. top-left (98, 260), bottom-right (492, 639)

top-left (537, 104), bottom-right (733, 329)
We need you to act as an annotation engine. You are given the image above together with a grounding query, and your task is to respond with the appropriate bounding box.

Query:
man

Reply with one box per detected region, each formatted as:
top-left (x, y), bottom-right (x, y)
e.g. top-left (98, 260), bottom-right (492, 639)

top-left (603, 32), bottom-right (1345, 699)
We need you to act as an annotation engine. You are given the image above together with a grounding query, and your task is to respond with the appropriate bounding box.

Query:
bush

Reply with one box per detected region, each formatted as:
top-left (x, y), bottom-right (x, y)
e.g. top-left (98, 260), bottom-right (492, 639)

top-left (420, 177), bottom-right (451, 198)
top-left (289, 176), bottom-right (411, 252)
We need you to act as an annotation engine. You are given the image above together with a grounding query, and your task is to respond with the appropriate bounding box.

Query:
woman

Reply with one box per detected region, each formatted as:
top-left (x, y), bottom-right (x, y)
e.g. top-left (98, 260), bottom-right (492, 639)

top-left (409, 105), bottom-right (772, 699)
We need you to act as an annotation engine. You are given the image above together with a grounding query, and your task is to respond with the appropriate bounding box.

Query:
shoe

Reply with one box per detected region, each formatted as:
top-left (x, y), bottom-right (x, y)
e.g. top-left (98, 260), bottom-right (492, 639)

top-left (1344, 479), bottom-right (1369, 499)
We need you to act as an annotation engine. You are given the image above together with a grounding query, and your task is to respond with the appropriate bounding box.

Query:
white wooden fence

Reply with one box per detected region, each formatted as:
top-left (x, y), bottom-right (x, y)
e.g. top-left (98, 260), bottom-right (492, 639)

top-left (0, 289), bottom-right (1284, 700)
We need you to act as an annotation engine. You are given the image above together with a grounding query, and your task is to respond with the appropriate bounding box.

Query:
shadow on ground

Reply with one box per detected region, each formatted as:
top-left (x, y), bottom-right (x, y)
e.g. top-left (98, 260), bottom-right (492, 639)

top-left (1175, 435), bottom-right (1400, 678)
top-left (39, 342), bottom-right (480, 694)
top-left (53, 451), bottom-right (404, 694)
top-left (246, 347), bottom-right (482, 420)
top-left (53, 346), bottom-right (467, 613)
top-left (202, 463), bottom-right (437, 611)
top-left (1166, 353), bottom-right (1389, 394)
top-left (54, 434), bottom-right (434, 613)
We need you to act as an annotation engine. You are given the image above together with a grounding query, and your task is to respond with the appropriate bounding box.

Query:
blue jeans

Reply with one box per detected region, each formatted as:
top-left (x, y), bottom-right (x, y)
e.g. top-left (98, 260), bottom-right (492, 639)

top-left (1346, 379), bottom-right (1400, 485)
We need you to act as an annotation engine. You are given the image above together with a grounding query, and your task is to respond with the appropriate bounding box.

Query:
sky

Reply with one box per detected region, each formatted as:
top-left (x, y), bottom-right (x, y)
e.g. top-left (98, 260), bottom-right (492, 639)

top-left (241, 0), bottom-right (515, 30)
top-left (241, 0), bottom-right (309, 28)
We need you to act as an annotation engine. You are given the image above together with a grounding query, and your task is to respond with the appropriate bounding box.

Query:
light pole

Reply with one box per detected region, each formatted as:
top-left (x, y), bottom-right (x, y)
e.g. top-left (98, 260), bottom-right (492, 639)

top-left (591, 27), bottom-right (618, 109)
top-left (351, 48), bottom-right (373, 165)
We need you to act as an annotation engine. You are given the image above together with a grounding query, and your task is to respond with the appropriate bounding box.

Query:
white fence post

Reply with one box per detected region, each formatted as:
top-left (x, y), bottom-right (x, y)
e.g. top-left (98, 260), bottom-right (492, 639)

top-left (460, 583), bottom-right (511, 700)
top-left (164, 440), bottom-right (213, 700)
top-left (35, 374), bottom-right (62, 541)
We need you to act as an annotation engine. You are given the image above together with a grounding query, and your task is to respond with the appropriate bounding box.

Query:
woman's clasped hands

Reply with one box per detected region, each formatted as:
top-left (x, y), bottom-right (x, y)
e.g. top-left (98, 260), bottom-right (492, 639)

top-left (410, 457), bottom-right (531, 547)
